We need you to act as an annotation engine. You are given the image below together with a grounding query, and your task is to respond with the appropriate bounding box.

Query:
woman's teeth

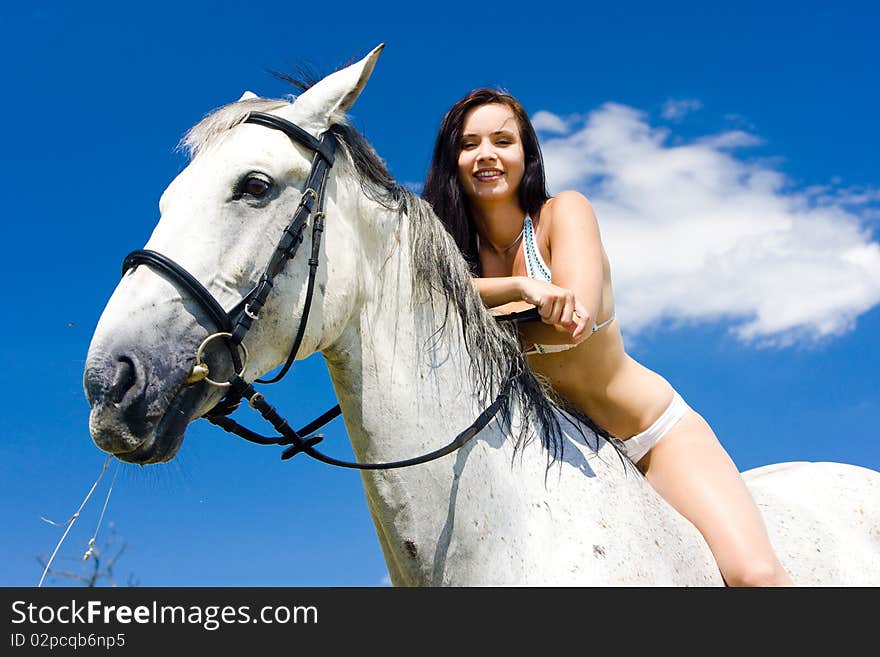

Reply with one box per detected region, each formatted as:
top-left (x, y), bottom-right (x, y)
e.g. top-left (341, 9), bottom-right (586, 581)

top-left (475, 170), bottom-right (503, 180)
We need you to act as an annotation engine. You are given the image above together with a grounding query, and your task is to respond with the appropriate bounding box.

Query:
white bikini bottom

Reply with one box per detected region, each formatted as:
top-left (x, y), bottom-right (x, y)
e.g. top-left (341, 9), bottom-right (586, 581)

top-left (620, 390), bottom-right (691, 465)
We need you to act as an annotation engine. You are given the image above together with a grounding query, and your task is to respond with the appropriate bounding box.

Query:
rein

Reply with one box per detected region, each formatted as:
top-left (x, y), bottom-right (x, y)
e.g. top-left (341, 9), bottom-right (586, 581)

top-left (122, 111), bottom-right (540, 470)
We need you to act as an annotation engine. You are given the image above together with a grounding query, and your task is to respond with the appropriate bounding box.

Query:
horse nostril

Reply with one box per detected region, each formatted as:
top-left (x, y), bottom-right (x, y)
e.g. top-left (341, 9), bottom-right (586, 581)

top-left (110, 356), bottom-right (137, 404)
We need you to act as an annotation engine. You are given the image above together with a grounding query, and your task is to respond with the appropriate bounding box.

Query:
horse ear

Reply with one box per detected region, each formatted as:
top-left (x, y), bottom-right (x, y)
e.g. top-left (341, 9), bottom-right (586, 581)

top-left (238, 91), bottom-right (259, 101)
top-left (280, 43), bottom-right (384, 130)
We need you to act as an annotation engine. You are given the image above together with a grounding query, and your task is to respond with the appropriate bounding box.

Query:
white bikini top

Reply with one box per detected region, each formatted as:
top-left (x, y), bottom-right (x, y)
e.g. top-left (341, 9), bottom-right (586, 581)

top-left (521, 215), bottom-right (616, 355)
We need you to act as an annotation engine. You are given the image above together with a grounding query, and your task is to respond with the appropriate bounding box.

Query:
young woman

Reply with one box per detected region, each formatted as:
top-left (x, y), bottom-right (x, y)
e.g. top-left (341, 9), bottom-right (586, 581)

top-left (423, 88), bottom-right (793, 586)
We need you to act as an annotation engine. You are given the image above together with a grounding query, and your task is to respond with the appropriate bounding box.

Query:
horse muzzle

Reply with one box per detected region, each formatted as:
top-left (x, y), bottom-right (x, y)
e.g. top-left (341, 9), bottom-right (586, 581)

top-left (83, 342), bottom-right (218, 464)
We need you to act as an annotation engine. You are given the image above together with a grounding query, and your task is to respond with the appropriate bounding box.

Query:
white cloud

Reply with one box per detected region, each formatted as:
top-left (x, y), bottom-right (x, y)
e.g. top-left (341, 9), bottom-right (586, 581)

top-left (697, 130), bottom-right (764, 149)
top-left (532, 110), bottom-right (570, 134)
top-left (661, 98), bottom-right (703, 120)
top-left (537, 105), bottom-right (880, 346)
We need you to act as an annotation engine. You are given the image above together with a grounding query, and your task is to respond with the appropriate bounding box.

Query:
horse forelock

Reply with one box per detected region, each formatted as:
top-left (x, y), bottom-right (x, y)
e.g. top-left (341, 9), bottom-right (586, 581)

top-left (179, 97), bottom-right (293, 159)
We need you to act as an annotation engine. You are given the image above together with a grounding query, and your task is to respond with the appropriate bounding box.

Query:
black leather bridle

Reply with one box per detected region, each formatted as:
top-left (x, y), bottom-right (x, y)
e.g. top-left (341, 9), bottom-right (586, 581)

top-left (122, 111), bottom-right (539, 470)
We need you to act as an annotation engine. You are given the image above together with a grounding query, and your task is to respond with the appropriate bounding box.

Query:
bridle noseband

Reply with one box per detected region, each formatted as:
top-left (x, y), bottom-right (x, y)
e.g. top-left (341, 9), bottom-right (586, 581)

top-left (121, 111), bottom-right (538, 470)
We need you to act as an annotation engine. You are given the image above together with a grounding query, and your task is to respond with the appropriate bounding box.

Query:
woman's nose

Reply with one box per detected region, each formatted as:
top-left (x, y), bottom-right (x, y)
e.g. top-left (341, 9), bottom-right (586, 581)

top-left (476, 141), bottom-right (497, 162)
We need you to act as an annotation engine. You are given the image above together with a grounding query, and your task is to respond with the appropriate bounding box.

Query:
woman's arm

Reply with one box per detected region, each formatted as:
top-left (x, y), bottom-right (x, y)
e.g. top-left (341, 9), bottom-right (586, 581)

top-left (470, 193), bottom-right (604, 345)
top-left (474, 276), bottom-right (591, 344)
top-left (544, 191), bottom-right (605, 325)
top-left (472, 276), bottom-right (530, 308)
top-left (517, 191), bottom-right (606, 345)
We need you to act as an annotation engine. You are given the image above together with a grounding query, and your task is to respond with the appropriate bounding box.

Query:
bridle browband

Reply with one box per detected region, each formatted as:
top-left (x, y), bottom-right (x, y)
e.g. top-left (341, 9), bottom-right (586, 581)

top-left (121, 111), bottom-right (539, 470)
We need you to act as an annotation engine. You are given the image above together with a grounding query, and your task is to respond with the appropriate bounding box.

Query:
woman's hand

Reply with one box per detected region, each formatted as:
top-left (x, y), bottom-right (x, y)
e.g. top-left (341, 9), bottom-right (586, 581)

top-left (518, 277), bottom-right (591, 343)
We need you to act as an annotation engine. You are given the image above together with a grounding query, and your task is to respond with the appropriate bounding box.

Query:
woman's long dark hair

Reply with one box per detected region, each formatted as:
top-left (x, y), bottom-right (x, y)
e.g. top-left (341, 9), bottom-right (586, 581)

top-left (423, 89), bottom-right (550, 274)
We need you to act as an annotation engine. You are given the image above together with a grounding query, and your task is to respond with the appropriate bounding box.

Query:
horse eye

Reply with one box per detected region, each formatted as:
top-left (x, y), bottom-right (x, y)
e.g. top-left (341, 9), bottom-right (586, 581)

top-left (243, 176), bottom-right (271, 197)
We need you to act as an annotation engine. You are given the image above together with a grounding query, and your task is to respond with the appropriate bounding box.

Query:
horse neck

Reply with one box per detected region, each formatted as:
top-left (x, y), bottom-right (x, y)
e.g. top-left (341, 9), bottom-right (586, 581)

top-left (323, 203), bottom-right (522, 582)
top-left (325, 204), bottom-right (482, 468)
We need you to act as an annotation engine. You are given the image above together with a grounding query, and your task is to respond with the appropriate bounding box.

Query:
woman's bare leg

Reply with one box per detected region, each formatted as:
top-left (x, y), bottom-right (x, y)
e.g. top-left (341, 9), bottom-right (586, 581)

top-left (635, 410), bottom-right (794, 586)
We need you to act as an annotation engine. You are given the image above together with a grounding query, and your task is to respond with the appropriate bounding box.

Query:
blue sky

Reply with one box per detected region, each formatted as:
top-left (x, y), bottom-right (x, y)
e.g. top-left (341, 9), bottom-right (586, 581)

top-left (1, 1), bottom-right (877, 586)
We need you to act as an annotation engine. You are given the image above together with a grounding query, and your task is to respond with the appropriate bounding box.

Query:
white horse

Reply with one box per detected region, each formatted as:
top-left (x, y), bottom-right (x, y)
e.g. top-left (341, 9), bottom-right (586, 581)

top-left (84, 45), bottom-right (880, 585)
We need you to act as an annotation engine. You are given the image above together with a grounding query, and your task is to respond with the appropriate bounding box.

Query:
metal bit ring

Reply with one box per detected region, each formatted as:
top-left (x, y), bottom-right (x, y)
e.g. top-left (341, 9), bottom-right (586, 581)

top-left (189, 332), bottom-right (249, 388)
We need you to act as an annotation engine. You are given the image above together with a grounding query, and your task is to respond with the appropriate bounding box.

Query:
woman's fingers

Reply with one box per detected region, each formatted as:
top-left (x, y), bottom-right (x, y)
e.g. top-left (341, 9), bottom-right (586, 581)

top-left (538, 292), bottom-right (559, 323)
top-left (551, 294), bottom-right (574, 333)
top-left (550, 295), bottom-right (566, 326)
top-left (560, 293), bottom-right (575, 328)
top-left (524, 282), bottom-right (588, 339)
top-left (571, 301), bottom-right (591, 342)
top-left (537, 297), bottom-right (551, 321)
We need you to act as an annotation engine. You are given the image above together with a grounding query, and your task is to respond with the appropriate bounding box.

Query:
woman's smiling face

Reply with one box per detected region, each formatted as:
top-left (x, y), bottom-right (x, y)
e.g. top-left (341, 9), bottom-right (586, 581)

top-left (457, 103), bottom-right (525, 207)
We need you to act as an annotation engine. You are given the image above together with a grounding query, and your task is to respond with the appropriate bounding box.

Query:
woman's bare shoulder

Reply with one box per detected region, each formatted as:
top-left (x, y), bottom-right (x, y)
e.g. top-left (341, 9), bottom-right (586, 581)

top-left (547, 190), bottom-right (594, 212)
top-left (541, 191), bottom-right (599, 233)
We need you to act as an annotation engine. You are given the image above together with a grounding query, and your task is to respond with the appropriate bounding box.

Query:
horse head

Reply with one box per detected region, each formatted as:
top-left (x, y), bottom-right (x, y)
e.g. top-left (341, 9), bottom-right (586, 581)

top-left (84, 45), bottom-right (385, 464)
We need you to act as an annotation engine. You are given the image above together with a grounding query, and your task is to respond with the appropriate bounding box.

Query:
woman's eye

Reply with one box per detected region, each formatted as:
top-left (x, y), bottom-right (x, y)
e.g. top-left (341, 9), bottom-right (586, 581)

top-left (244, 177), bottom-right (271, 197)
